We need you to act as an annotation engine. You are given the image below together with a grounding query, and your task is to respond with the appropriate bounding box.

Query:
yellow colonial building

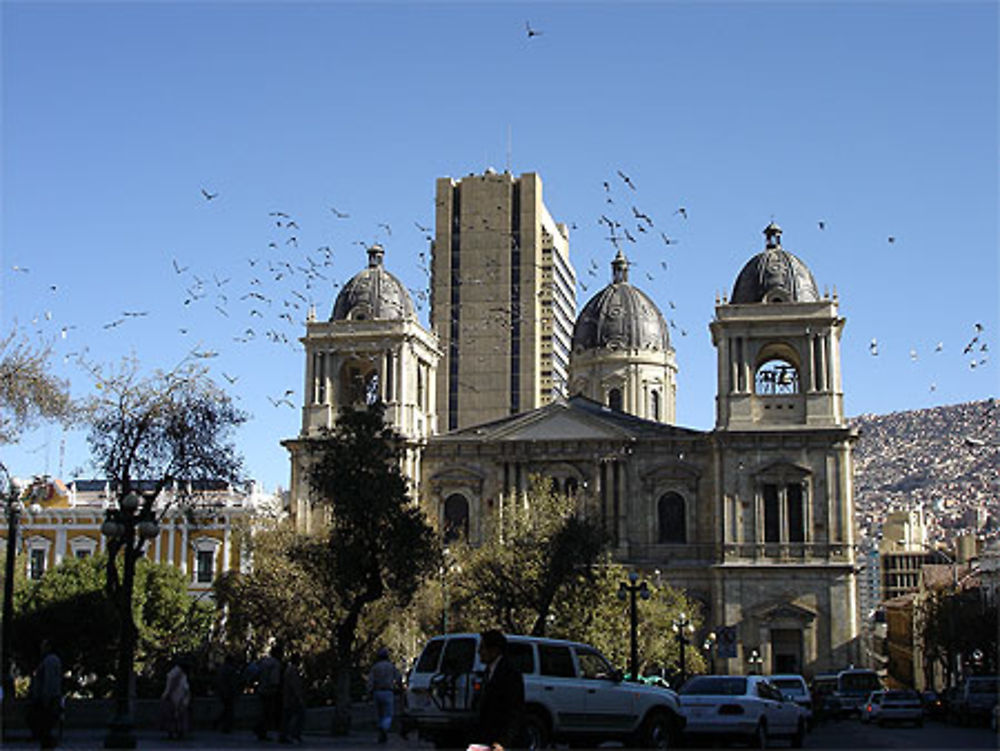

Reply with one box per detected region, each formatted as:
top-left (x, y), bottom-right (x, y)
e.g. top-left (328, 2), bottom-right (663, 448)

top-left (1, 477), bottom-right (279, 595)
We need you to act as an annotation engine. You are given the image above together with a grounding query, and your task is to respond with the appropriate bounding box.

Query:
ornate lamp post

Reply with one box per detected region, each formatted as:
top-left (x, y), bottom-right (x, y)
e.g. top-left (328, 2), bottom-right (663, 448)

top-left (747, 648), bottom-right (764, 675)
top-left (102, 490), bottom-right (159, 749)
top-left (617, 571), bottom-right (650, 682)
top-left (672, 612), bottom-right (695, 688)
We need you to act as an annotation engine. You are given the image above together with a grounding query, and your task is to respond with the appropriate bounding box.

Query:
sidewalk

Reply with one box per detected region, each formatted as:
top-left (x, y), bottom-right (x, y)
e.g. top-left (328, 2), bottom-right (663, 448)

top-left (2, 727), bottom-right (434, 750)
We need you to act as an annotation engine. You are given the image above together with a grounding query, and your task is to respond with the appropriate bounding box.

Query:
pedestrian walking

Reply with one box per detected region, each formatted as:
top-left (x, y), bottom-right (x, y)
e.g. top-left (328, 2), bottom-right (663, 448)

top-left (253, 643), bottom-right (283, 741)
top-left (28, 639), bottom-right (62, 750)
top-left (367, 647), bottom-right (401, 744)
top-left (159, 656), bottom-right (191, 740)
top-left (212, 653), bottom-right (243, 733)
top-left (473, 630), bottom-right (524, 751)
top-left (280, 653), bottom-right (306, 743)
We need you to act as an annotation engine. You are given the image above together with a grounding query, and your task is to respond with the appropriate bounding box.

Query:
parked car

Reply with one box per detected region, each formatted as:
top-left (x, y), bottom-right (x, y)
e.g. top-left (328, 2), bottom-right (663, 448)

top-left (860, 690), bottom-right (883, 724)
top-left (949, 675), bottom-right (999, 726)
top-left (678, 674), bottom-right (808, 749)
top-left (809, 672), bottom-right (839, 722)
top-left (770, 674), bottom-right (813, 727)
top-left (403, 632), bottom-right (685, 749)
top-left (877, 689), bottom-right (923, 727)
top-left (920, 690), bottom-right (946, 719)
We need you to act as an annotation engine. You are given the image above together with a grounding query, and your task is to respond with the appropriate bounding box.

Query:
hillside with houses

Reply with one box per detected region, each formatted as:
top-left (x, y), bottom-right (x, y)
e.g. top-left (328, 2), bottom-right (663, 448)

top-left (851, 399), bottom-right (999, 547)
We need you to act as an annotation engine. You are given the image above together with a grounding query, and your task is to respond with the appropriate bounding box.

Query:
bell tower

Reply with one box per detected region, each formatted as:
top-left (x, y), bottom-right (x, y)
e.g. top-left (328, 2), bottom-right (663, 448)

top-left (710, 223), bottom-right (860, 671)
top-left (710, 223), bottom-right (845, 430)
top-left (283, 245), bottom-right (440, 531)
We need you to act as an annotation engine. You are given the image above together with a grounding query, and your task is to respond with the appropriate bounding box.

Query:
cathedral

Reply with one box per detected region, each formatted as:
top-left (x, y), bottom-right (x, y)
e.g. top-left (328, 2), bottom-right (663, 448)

top-left (284, 170), bottom-right (861, 678)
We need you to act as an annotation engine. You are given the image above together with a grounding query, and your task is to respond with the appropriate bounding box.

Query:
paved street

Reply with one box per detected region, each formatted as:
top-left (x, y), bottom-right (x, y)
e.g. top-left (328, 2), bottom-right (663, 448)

top-left (3, 717), bottom-right (997, 750)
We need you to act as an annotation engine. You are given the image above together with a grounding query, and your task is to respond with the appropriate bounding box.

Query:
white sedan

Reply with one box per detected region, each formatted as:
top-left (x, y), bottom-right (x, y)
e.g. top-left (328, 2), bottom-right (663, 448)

top-left (679, 674), bottom-right (807, 748)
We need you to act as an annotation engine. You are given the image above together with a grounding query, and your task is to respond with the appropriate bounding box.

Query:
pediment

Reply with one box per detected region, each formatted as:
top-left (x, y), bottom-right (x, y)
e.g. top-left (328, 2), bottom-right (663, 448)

top-left (751, 600), bottom-right (817, 624)
top-left (429, 466), bottom-right (486, 496)
top-left (488, 407), bottom-right (633, 442)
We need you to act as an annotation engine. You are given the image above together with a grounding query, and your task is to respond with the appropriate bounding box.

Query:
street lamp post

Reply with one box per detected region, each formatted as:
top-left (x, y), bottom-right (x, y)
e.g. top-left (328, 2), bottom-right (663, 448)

top-left (703, 632), bottom-right (717, 676)
top-left (747, 648), bottom-right (763, 675)
top-left (1, 470), bottom-right (22, 741)
top-left (617, 571), bottom-right (650, 682)
top-left (102, 491), bottom-right (159, 749)
top-left (672, 612), bottom-right (695, 687)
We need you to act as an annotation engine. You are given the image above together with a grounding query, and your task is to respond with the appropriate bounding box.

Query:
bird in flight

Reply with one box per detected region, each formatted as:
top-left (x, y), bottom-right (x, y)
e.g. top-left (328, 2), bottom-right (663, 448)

top-left (617, 170), bottom-right (636, 190)
top-left (675, 207), bottom-right (688, 219)
top-left (525, 21), bottom-right (543, 37)
top-left (887, 236), bottom-right (896, 244)
top-left (818, 221), bottom-right (826, 230)
top-left (330, 207), bottom-right (350, 219)
top-left (172, 259), bottom-right (189, 274)
top-left (869, 339), bottom-right (879, 356)
top-left (201, 188), bottom-right (219, 201)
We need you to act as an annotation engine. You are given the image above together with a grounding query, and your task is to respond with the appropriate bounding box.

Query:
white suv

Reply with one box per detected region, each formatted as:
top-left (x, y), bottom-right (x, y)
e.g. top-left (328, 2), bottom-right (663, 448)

top-left (404, 632), bottom-right (685, 749)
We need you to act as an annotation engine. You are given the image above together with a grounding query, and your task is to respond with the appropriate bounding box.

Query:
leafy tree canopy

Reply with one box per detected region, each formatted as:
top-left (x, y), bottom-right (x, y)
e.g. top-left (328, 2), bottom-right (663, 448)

top-left (10, 554), bottom-right (213, 697)
top-left (449, 475), bottom-right (608, 636)
top-left (0, 329), bottom-right (72, 444)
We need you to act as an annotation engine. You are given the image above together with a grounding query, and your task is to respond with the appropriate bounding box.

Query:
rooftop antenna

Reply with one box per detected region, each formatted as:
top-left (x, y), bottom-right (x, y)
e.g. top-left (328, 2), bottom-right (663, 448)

top-left (506, 124), bottom-right (512, 173)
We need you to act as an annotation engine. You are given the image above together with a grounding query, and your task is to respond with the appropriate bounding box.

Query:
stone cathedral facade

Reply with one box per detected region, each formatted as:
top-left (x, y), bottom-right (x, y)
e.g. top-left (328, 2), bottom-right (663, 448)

top-left (284, 172), bottom-right (861, 677)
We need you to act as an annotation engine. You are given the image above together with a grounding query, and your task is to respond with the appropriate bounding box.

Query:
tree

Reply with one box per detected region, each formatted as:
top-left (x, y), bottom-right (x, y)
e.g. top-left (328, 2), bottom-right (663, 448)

top-left (920, 586), bottom-right (998, 687)
top-left (449, 475), bottom-right (608, 636)
top-left (79, 357), bottom-right (245, 740)
top-left (305, 402), bottom-right (440, 731)
top-left (0, 329), bottom-right (71, 444)
top-left (552, 558), bottom-right (706, 680)
top-left (11, 554), bottom-right (213, 698)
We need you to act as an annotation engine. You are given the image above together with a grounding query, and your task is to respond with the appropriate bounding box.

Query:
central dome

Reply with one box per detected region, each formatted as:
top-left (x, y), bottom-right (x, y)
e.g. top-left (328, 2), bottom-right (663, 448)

top-left (572, 251), bottom-right (670, 353)
top-left (331, 245), bottom-right (415, 321)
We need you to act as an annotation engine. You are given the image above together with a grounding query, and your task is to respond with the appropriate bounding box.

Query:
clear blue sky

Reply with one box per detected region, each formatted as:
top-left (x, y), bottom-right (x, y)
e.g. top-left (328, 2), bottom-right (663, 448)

top-left (2, 1), bottom-right (996, 491)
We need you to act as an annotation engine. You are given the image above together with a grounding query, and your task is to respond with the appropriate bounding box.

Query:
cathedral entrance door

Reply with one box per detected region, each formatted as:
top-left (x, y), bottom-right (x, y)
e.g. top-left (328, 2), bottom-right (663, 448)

top-left (770, 628), bottom-right (802, 674)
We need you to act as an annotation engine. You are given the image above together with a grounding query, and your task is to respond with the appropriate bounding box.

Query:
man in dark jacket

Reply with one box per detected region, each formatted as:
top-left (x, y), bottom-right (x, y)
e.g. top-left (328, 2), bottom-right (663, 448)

top-left (475, 630), bottom-right (525, 751)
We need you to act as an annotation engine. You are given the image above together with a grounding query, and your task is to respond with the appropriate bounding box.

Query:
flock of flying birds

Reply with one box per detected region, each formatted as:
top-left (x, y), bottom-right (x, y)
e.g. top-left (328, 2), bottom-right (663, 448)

top-left (6, 168), bottom-right (993, 419)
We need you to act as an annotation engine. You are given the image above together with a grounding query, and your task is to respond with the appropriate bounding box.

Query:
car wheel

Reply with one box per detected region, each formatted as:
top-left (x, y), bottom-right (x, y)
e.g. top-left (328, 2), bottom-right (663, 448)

top-left (522, 711), bottom-right (550, 751)
top-left (639, 709), bottom-right (676, 749)
top-left (791, 718), bottom-right (805, 749)
top-left (750, 720), bottom-right (768, 750)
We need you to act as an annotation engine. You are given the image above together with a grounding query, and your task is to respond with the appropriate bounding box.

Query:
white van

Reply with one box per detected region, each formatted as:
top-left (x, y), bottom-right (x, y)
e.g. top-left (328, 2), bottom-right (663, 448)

top-left (404, 632), bottom-right (684, 749)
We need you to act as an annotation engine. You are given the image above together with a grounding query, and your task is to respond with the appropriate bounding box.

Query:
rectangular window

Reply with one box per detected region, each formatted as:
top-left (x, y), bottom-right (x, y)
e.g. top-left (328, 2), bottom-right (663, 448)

top-left (75, 549), bottom-right (91, 559)
top-left (538, 645), bottom-right (575, 678)
top-left (787, 484), bottom-right (805, 542)
top-left (763, 484), bottom-right (780, 543)
top-left (29, 549), bottom-right (46, 580)
top-left (506, 642), bottom-right (536, 675)
top-left (196, 549), bottom-right (215, 583)
top-left (440, 637), bottom-right (475, 674)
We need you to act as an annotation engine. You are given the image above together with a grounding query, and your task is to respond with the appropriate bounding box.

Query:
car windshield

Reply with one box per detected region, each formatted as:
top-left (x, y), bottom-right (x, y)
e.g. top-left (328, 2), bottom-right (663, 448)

top-left (680, 676), bottom-right (748, 696)
top-left (772, 679), bottom-right (806, 696)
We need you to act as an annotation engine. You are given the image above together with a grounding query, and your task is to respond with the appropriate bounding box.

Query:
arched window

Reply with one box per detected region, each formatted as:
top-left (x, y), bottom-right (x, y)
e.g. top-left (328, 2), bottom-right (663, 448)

top-left (657, 492), bottom-right (686, 544)
top-left (341, 361), bottom-right (380, 405)
top-left (651, 390), bottom-right (661, 421)
top-left (608, 388), bottom-right (623, 411)
top-left (564, 477), bottom-right (579, 496)
top-left (755, 359), bottom-right (799, 395)
top-left (443, 494), bottom-right (469, 543)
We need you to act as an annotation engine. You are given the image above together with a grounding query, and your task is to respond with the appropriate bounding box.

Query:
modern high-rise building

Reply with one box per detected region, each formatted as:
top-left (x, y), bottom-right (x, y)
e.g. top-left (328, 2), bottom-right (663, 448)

top-left (431, 170), bottom-right (576, 431)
